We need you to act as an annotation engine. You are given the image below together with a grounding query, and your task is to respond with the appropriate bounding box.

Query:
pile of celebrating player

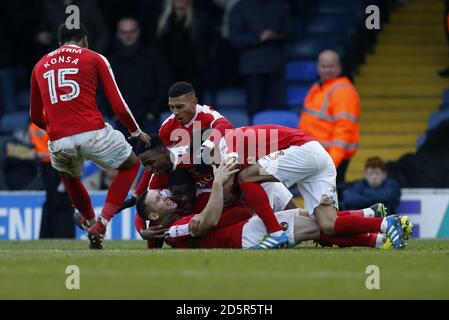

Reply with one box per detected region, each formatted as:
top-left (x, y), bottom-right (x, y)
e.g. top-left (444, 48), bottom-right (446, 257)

top-left (31, 25), bottom-right (412, 250)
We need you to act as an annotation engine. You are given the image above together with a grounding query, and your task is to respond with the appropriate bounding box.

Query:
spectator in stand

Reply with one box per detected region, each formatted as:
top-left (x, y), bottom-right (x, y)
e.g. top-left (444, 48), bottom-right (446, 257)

top-left (35, 0), bottom-right (110, 55)
top-left (341, 157), bottom-right (401, 215)
top-left (156, 0), bottom-right (211, 98)
top-left (110, 17), bottom-right (170, 134)
top-left (298, 50), bottom-right (361, 190)
top-left (229, 0), bottom-right (289, 115)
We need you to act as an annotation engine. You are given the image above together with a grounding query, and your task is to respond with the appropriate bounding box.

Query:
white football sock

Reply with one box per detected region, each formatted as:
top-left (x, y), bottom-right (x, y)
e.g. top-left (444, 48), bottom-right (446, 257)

top-left (363, 208), bottom-right (375, 218)
top-left (270, 231), bottom-right (283, 237)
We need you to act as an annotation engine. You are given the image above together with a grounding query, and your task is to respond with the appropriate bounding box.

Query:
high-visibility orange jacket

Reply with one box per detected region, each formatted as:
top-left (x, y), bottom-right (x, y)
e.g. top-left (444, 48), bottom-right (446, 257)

top-left (29, 123), bottom-right (51, 163)
top-left (298, 76), bottom-right (360, 168)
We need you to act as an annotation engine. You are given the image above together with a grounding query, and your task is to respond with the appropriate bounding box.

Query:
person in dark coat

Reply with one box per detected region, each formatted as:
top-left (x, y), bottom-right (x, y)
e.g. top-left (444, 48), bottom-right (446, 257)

top-left (342, 157), bottom-right (401, 214)
top-left (35, 0), bottom-right (110, 55)
top-left (109, 17), bottom-right (170, 133)
top-left (229, 0), bottom-right (289, 115)
top-left (156, 0), bottom-right (214, 99)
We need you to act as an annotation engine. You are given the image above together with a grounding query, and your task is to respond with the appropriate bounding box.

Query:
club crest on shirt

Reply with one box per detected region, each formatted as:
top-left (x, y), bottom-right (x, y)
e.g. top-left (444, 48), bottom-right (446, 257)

top-left (280, 222), bottom-right (289, 231)
top-left (267, 150), bottom-right (285, 161)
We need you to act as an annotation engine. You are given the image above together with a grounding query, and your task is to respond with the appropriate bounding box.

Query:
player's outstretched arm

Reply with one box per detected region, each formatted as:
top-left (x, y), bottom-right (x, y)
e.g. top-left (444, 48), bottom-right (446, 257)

top-left (189, 159), bottom-right (240, 237)
top-left (128, 131), bottom-right (151, 148)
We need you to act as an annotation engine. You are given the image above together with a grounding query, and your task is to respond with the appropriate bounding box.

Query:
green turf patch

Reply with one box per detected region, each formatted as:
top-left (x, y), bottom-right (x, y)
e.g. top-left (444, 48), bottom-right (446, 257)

top-left (0, 240), bottom-right (448, 299)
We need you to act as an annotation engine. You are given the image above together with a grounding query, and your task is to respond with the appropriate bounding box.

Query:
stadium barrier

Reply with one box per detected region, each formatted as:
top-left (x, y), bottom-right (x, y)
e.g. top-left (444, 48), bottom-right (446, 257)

top-left (1, 189), bottom-right (449, 240)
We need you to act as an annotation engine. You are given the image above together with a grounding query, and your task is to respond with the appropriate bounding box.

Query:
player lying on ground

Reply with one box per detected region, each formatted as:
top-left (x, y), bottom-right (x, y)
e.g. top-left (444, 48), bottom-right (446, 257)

top-left (213, 125), bottom-right (412, 249)
top-left (135, 132), bottom-right (412, 249)
top-left (134, 162), bottom-right (412, 249)
top-left (30, 24), bottom-right (151, 249)
top-left (118, 81), bottom-right (235, 210)
top-left (132, 166), bottom-right (296, 248)
top-left (133, 134), bottom-right (298, 248)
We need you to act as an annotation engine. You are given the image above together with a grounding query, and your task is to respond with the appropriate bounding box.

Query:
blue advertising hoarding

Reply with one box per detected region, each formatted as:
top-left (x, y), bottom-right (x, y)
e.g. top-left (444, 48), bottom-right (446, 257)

top-left (0, 192), bottom-right (142, 240)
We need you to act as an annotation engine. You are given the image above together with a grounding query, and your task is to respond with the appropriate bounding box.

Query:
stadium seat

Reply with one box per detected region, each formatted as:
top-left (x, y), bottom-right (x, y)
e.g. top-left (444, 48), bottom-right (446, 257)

top-left (287, 85), bottom-right (309, 108)
top-left (215, 88), bottom-right (247, 110)
top-left (315, 0), bottom-right (364, 22)
top-left (202, 90), bottom-right (214, 106)
top-left (288, 37), bottom-right (343, 60)
top-left (306, 16), bottom-right (352, 35)
top-left (286, 60), bottom-right (317, 82)
top-left (219, 110), bottom-right (250, 128)
top-left (288, 18), bottom-right (305, 39)
top-left (159, 111), bottom-right (173, 125)
top-left (16, 89), bottom-right (30, 110)
top-left (0, 112), bottom-right (29, 133)
top-left (416, 133), bottom-right (427, 150)
top-left (440, 102), bottom-right (449, 111)
top-left (441, 88), bottom-right (449, 104)
top-left (252, 110), bottom-right (300, 129)
top-left (428, 110), bottom-right (449, 130)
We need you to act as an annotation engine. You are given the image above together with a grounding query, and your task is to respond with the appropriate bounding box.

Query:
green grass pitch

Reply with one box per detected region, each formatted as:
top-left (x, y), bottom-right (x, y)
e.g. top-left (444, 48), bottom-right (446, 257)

top-left (1, 240), bottom-right (448, 299)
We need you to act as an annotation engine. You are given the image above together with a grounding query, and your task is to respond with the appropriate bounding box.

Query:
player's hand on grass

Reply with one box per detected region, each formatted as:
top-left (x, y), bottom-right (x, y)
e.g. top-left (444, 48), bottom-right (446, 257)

top-left (116, 195), bottom-right (137, 213)
top-left (213, 158), bottom-right (240, 186)
top-left (139, 225), bottom-right (169, 240)
top-left (129, 131), bottom-right (151, 148)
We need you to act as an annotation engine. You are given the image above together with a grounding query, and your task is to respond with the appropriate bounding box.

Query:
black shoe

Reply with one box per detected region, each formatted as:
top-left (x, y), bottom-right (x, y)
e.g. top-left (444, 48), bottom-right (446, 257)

top-left (73, 210), bottom-right (89, 231)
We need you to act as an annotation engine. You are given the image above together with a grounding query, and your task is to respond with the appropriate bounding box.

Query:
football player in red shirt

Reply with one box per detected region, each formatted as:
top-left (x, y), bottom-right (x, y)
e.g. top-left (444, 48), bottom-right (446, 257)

top-left (137, 126), bottom-right (411, 249)
top-left (218, 125), bottom-right (409, 249)
top-left (117, 81), bottom-right (234, 210)
top-left (137, 134), bottom-right (300, 248)
top-left (135, 162), bottom-right (253, 248)
top-left (136, 160), bottom-right (394, 250)
top-left (30, 24), bottom-right (151, 249)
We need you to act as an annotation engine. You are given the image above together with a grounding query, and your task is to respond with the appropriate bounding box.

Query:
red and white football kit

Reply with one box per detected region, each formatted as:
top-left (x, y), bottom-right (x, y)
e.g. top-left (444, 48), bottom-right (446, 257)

top-left (219, 125), bottom-right (338, 215)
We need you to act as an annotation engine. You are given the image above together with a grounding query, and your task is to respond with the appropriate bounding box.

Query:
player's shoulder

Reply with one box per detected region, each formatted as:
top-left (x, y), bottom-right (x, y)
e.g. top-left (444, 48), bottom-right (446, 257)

top-left (196, 104), bottom-right (226, 123)
top-left (197, 104), bottom-right (221, 115)
top-left (159, 113), bottom-right (177, 131)
top-left (82, 48), bottom-right (109, 64)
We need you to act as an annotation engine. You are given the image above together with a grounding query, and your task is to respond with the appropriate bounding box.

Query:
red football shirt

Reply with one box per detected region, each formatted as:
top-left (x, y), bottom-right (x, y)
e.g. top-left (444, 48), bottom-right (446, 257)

top-left (159, 104), bottom-right (233, 147)
top-left (167, 205), bottom-right (251, 249)
top-left (134, 105), bottom-right (233, 196)
top-left (135, 191), bottom-right (211, 248)
top-left (221, 125), bottom-right (315, 166)
top-left (30, 45), bottom-right (140, 141)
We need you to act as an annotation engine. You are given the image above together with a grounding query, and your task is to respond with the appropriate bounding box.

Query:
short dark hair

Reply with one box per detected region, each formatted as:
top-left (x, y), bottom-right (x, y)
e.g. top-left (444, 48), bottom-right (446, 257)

top-left (136, 191), bottom-right (151, 220)
top-left (169, 169), bottom-right (195, 187)
top-left (365, 156), bottom-right (386, 171)
top-left (168, 82), bottom-right (195, 98)
top-left (58, 23), bottom-right (88, 44)
top-left (136, 134), bottom-right (165, 155)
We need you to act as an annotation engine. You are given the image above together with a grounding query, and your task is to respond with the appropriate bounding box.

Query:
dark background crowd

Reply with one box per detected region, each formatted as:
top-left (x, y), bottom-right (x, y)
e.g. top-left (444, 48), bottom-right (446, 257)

top-left (0, 0), bottom-right (392, 124)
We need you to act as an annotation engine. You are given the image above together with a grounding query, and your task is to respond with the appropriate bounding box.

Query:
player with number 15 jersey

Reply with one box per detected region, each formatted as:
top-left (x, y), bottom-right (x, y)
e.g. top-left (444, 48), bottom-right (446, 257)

top-left (30, 24), bottom-right (151, 249)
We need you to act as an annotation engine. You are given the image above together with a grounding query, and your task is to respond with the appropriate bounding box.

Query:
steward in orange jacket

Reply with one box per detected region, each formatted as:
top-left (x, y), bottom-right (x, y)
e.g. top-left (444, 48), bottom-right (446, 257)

top-left (298, 50), bottom-right (360, 184)
top-left (29, 122), bottom-right (50, 163)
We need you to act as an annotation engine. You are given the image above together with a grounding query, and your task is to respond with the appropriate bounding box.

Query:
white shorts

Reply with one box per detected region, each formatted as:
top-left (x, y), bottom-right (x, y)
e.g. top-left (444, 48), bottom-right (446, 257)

top-left (258, 141), bottom-right (338, 215)
top-left (261, 182), bottom-right (293, 212)
top-left (48, 123), bottom-right (132, 178)
top-left (241, 209), bottom-right (298, 249)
